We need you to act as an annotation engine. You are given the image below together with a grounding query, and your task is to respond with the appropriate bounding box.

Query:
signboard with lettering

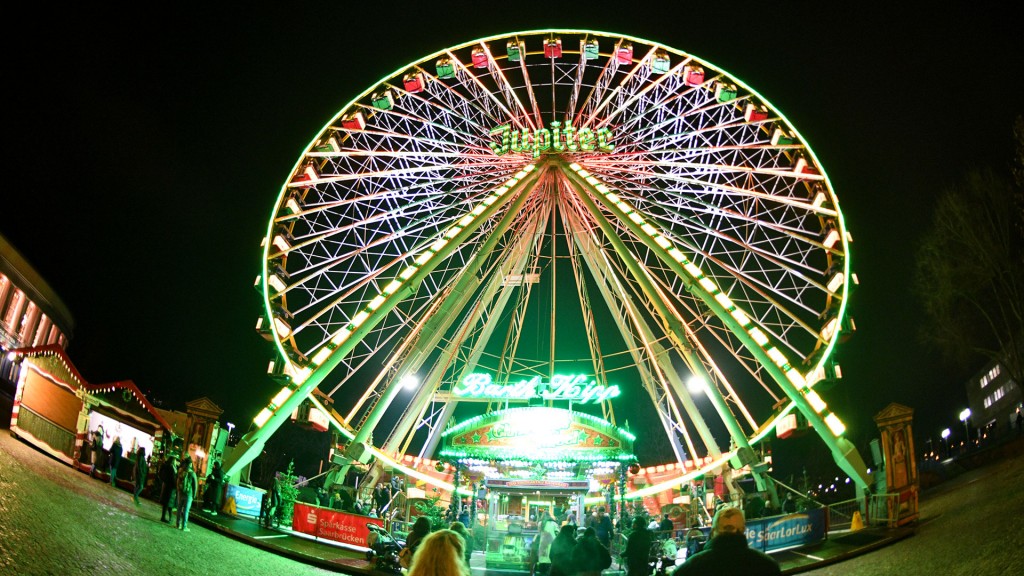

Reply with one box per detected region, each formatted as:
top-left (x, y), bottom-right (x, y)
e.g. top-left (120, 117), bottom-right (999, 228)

top-left (291, 503), bottom-right (384, 548)
top-left (453, 373), bottom-right (620, 405)
top-left (745, 508), bottom-right (826, 552)
top-left (225, 483), bottom-right (264, 517)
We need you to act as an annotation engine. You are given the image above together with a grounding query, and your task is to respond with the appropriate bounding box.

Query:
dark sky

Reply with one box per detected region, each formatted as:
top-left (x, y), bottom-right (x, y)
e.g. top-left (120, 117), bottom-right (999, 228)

top-left (4, 4), bottom-right (1021, 476)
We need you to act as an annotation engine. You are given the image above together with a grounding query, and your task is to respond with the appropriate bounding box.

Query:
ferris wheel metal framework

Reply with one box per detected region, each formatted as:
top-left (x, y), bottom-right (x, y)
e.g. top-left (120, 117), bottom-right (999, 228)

top-left (223, 30), bottom-right (872, 495)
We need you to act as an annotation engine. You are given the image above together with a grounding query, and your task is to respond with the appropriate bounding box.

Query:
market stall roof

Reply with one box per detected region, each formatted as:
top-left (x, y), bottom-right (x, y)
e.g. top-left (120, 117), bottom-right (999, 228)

top-left (440, 406), bottom-right (635, 463)
top-left (9, 344), bottom-right (173, 433)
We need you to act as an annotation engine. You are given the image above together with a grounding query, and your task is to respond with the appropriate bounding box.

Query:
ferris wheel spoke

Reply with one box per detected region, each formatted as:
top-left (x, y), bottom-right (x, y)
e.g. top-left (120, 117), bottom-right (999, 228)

top-left (578, 44), bottom-right (657, 129)
top-left (478, 41), bottom-right (539, 131)
top-left (444, 50), bottom-right (527, 131)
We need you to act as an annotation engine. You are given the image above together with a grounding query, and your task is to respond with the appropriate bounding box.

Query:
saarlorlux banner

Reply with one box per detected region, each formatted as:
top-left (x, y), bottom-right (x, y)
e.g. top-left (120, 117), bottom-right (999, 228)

top-left (745, 508), bottom-right (826, 552)
top-left (225, 484), bottom-right (264, 517)
top-left (291, 503), bottom-right (384, 547)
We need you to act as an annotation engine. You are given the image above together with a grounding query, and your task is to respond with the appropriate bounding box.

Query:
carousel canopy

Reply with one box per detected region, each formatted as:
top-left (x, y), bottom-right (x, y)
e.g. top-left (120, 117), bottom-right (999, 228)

top-left (440, 406), bottom-right (635, 463)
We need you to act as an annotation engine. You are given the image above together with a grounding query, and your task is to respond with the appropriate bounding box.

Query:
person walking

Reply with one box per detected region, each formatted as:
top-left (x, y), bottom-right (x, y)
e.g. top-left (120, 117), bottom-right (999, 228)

top-left (132, 446), bottom-right (148, 505)
top-left (407, 529), bottom-right (470, 576)
top-left (592, 506), bottom-right (613, 550)
top-left (159, 454), bottom-right (178, 523)
top-left (672, 506), bottom-right (780, 576)
top-left (108, 437), bottom-right (123, 487)
top-left (176, 457), bottom-right (198, 532)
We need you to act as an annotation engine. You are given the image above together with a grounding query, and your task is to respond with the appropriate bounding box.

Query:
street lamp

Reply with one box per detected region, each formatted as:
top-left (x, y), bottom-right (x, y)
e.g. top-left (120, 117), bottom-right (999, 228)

top-left (959, 409), bottom-right (971, 447)
top-left (941, 428), bottom-right (951, 457)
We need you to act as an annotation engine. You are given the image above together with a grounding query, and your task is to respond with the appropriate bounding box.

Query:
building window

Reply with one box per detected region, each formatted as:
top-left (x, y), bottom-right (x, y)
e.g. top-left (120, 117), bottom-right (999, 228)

top-left (979, 365), bottom-right (1002, 389)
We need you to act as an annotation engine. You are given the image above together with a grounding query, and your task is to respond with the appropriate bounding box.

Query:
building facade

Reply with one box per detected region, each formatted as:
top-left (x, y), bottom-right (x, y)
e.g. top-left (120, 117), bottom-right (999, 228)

top-left (965, 360), bottom-right (1023, 436)
top-left (1, 233), bottom-right (75, 423)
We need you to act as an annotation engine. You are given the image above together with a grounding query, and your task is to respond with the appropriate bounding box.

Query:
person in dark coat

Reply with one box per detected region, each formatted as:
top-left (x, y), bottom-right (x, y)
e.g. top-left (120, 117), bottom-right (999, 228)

top-left (622, 516), bottom-right (654, 576)
top-left (205, 460), bottom-right (225, 515)
top-left (132, 446), bottom-right (148, 505)
top-left (571, 527), bottom-right (611, 576)
top-left (108, 437), bottom-right (123, 487)
top-left (549, 524), bottom-right (577, 576)
top-left (159, 454), bottom-right (178, 522)
top-left (672, 507), bottom-right (780, 576)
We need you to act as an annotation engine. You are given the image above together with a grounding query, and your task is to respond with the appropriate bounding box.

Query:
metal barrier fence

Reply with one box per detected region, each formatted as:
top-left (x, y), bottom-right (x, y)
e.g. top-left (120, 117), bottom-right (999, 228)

top-left (826, 494), bottom-right (899, 532)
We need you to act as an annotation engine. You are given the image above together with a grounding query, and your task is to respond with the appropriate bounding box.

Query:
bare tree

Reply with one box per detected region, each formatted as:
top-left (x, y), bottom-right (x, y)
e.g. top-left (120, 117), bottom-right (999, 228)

top-left (914, 118), bottom-right (1024, 384)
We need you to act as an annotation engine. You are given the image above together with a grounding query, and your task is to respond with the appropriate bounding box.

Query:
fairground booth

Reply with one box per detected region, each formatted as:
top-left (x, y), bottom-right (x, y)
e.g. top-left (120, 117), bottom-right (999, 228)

top-left (8, 344), bottom-right (171, 483)
top-left (439, 403), bottom-right (635, 572)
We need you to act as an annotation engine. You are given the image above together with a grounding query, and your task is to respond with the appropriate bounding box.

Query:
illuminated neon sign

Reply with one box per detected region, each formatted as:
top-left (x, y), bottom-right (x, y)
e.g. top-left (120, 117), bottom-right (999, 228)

top-left (489, 122), bottom-right (615, 157)
top-left (453, 373), bottom-right (620, 404)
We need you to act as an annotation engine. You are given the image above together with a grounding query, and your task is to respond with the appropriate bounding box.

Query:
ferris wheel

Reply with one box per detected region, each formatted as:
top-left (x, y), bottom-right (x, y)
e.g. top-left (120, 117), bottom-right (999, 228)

top-left (225, 30), bottom-right (870, 491)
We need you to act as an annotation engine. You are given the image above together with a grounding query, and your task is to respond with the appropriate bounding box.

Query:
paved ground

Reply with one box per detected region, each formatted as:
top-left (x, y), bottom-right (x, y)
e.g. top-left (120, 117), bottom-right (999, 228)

top-left (2, 428), bottom-right (1022, 575)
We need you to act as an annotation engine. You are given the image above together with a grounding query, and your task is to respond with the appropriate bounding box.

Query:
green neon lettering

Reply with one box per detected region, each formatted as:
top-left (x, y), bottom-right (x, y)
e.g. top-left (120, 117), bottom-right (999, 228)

top-left (454, 373), bottom-right (619, 404)
top-left (489, 123), bottom-right (615, 156)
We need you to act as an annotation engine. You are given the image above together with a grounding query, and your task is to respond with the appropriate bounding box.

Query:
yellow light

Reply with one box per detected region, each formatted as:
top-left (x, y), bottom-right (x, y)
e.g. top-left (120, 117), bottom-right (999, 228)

top-left (786, 369), bottom-right (806, 387)
top-left (293, 367), bottom-right (312, 384)
top-left (615, 202), bottom-right (631, 213)
top-left (654, 236), bottom-right (671, 248)
top-left (578, 169), bottom-right (591, 177)
top-left (749, 327), bottom-right (769, 346)
top-left (415, 251), bottom-right (432, 265)
top-left (254, 408), bottom-right (273, 427)
top-left (515, 170), bottom-right (528, 179)
top-left (459, 215), bottom-right (475, 226)
top-left (766, 347), bottom-right (787, 366)
top-left (823, 229), bottom-right (840, 249)
top-left (331, 327), bottom-right (352, 345)
top-left (523, 164), bottom-right (536, 172)
top-left (506, 178), bottom-right (519, 187)
top-left (827, 272), bottom-right (844, 293)
top-left (683, 263), bottom-right (701, 277)
top-left (730, 309), bottom-right (750, 326)
top-left (569, 163), bottom-right (581, 171)
top-left (641, 223), bottom-right (657, 236)
top-left (271, 387), bottom-right (293, 407)
top-left (367, 295), bottom-right (386, 311)
top-left (311, 347), bottom-right (332, 366)
top-left (714, 293), bottom-right (733, 309)
top-left (606, 193), bottom-right (620, 203)
top-left (494, 186), bottom-right (509, 196)
top-left (431, 238), bottom-right (449, 252)
top-left (267, 275), bottom-right (287, 293)
top-left (821, 317), bottom-right (839, 340)
top-left (273, 317), bottom-right (292, 338)
top-left (482, 195), bottom-right (496, 205)
top-left (698, 277), bottom-right (717, 292)
top-left (383, 280), bottom-right (402, 294)
top-left (628, 212), bottom-right (644, 224)
top-left (668, 248), bottom-right (686, 262)
top-left (806, 390), bottom-right (826, 413)
top-left (595, 184), bottom-right (609, 193)
top-left (585, 176), bottom-right (599, 185)
top-left (445, 226), bottom-right (461, 238)
top-left (471, 205), bottom-right (485, 216)
top-left (824, 413), bottom-right (846, 436)
top-left (352, 310), bottom-right (370, 326)
top-left (399, 266), bottom-right (417, 280)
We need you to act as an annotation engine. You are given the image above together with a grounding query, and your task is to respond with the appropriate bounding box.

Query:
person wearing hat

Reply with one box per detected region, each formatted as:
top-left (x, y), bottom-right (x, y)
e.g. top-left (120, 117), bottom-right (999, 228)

top-left (176, 457), bottom-right (198, 532)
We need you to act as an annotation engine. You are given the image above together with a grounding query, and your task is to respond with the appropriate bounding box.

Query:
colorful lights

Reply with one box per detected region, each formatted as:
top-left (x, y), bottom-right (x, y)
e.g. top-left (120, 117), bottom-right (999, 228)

top-left (824, 413), bottom-right (846, 436)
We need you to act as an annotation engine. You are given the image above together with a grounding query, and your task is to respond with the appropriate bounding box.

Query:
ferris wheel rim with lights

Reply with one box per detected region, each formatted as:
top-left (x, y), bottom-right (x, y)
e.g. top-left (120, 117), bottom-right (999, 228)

top-left (226, 29), bottom-right (869, 493)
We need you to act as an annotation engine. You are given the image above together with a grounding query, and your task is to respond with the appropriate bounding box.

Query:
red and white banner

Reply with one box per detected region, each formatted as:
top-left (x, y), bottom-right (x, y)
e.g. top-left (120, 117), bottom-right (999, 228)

top-left (291, 503), bottom-right (383, 547)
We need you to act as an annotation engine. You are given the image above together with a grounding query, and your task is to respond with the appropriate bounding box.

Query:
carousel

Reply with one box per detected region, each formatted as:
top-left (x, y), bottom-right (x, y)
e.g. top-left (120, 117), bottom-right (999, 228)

top-left (439, 405), bottom-right (634, 571)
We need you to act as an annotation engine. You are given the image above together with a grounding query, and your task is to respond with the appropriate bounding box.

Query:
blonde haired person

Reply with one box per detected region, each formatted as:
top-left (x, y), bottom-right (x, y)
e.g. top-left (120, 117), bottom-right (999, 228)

top-left (408, 529), bottom-right (470, 576)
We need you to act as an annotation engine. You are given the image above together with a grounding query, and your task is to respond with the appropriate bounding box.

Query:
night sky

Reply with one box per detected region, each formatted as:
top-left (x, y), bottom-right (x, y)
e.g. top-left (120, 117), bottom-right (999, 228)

top-left (5, 4), bottom-right (1021, 478)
